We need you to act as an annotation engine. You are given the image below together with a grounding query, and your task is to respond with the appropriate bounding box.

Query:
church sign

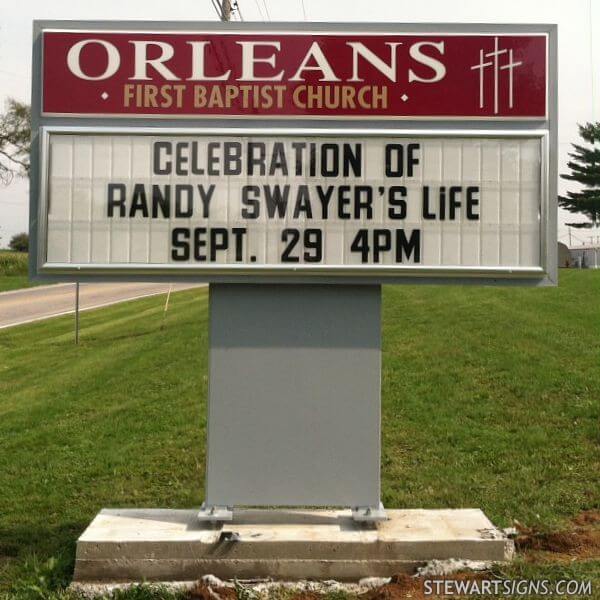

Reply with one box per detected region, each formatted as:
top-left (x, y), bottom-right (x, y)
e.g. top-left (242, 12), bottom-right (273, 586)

top-left (41, 31), bottom-right (547, 119)
top-left (31, 23), bottom-right (556, 284)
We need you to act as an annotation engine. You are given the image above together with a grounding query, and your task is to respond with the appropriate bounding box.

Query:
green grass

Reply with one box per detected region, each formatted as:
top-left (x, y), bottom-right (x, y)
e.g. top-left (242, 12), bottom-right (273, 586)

top-left (0, 271), bottom-right (599, 597)
top-left (0, 252), bottom-right (37, 292)
top-left (380, 272), bottom-right (600, 528)
top-left (0, 277), bottom-right (33, 293)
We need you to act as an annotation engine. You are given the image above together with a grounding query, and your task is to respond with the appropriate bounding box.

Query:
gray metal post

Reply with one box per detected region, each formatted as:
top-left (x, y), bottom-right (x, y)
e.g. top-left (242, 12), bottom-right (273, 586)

top-left (75, 281), bottom-right (80, 345)
top-left (198, 283), bottom-right (385, 522)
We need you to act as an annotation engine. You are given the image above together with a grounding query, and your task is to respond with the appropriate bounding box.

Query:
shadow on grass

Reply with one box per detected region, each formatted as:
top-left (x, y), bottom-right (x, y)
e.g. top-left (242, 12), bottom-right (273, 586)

top-left (0, 521), bottom-right (82, 589)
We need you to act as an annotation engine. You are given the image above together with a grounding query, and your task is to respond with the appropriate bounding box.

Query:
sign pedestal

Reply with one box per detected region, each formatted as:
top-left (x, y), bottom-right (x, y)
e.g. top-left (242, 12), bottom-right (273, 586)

top-left (200, 284), bottom-right (385, 522)
top-left (33, 19), bottom-right (555, 587)
top-left (73, 508), bottom-right (513, 584)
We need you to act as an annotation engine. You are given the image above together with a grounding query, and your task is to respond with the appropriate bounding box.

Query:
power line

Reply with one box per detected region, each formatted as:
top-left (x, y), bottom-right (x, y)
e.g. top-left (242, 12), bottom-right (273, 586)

top-left (233, 0), bottom-right (244, 21)
top-left (559, 232), bottom-right (586, 245)
top-left (252, 0), bottom-right (266, 20)
top-left (261, 0), bottom-right (272, 20)
top-left (210, 0), bottom-right (224, 20)
top-left (300, 0), bottom-right (307, 20)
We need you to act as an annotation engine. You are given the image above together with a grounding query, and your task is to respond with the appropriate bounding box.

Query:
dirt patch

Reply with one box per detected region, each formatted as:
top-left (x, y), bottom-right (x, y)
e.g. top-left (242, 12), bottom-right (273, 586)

top-left (515, 511), bottom-right (600, 561)
top-left (288, 592), bottom-right (322, 600)
top-left (572, 510), bottom-right (600, 527)
top-left (361, 576), bottom-right (423, 600)
top-left (360, 573), bottom-right (489, 600)
top-left (188, 583), bottom-right (238, 600)
top-left (517, 529), bottom-right (600, 555)
top-left (184, 573), bottom-right (492, 600)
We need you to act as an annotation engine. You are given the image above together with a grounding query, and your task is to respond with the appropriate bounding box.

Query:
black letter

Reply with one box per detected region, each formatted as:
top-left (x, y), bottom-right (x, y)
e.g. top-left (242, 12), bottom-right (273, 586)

top-left (293, 186), bottom-right (313, 218)
top-left (321, 143), bottom-right (339, 177)
top-left (207, 142), bottom-right (220, 175)
top-left (422, 186), bottom-right (435, 220)
top-left (175, 142), bottom-right (189, 176)
top-left (171, 227), bottom-right (190, 261)
top-left (153, 142), bottom-right (172, 175)
top-left (152, 185), bottom-right (170, 218)
top-left (175, 185), bottom-right (194, 217)
top-left (466, 186), bottom-right (480, 220)
top-left (107, 183), bottom-right (126, 217)
top-left (388, 186), bottom-right (407, 219)
top-left (224, 142), bottom-right (242, 175)
top-left (343, 143), bottom-right (362, 177)
top-left (241, 186), bottom-right (260, 219)
top-left (449, 186), bottom-right (462, 220)
top-left (407, 143), bottom-right (420, 177)
top-left (385, 144), bottom-right (403, 177)
top-left (269, 143), bottom-right (288, 175)
top-left (210, 228), bottom-right (228, 261)
top-left (248, 142), bottom-right (266, 176)
top-left (396, 229), bottom-right (420, 263)
top-left (190, 142), bottom-right (205, 175)
top-left (316, 186), bottom-right (334, 219)
top-left (197, 184), bottom-right (215, 218)
top-left (232, 228), bottom-right (247, 261)
top-left (264, 185), bottom-right (289, 218)
top-left (129, 184), bottom-right (148, 217)
top-left (354, 186), bottom-right (373, 219)
top-left (373, 229), bottom-right (391, 263)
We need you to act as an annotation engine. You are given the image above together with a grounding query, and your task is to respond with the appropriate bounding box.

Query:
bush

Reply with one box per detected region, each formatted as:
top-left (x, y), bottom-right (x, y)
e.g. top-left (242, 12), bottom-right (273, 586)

top-left (9, 232), bottom-right (29, 252)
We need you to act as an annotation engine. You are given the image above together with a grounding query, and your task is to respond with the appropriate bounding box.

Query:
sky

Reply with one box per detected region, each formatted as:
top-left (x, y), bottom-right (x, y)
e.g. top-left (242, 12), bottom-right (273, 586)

top-left (0, 0), bottom-right (599, 248)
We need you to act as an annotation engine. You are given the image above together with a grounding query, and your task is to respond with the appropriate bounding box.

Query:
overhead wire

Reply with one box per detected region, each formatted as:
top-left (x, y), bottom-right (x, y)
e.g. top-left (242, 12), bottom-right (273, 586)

top-left (252, 0), bottom-right (266, 21)
top-left (210, 0), bottom-right (224, 20)
top-left (233, 0), bottom-right (244, 20)
top-left (261, 0), bottom-right (272, 21)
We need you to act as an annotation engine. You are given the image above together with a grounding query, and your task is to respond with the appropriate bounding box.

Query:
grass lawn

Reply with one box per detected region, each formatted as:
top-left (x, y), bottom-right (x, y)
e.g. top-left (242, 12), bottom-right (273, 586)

top-left (0, 271), bottom-right (598, 598)
top-left (0, 277), bottom-right (34, 293)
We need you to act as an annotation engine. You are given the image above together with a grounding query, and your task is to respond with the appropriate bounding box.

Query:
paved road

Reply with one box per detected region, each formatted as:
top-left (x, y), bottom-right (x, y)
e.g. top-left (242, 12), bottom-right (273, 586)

top-left (0, 282), bottom-right (203, 330)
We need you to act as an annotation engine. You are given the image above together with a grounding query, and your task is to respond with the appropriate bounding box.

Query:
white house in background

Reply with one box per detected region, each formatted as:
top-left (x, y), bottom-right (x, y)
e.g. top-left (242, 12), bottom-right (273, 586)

top-left (558, 242), bottom-right (572, 267)
top-left (568, 245), bottom-right (600, 268)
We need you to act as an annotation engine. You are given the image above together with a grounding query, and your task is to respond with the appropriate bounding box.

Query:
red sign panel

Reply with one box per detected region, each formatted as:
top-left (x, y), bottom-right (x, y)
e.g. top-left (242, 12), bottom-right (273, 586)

top-left (42, 31), bottom-right (547, 119)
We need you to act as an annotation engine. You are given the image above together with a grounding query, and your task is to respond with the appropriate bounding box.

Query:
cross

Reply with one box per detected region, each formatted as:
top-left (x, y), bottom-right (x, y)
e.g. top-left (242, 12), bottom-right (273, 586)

top-left (484, 37), bottom-right (508, 114)
top-left (499, 48), bottom-right (523, 109)
top-left (470, 49), bottom-right (493, 109)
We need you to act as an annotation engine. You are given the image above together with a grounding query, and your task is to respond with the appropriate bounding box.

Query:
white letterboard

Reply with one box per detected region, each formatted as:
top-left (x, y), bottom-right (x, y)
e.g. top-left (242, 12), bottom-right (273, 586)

top-left (42, 131), bottom-right (544, 277)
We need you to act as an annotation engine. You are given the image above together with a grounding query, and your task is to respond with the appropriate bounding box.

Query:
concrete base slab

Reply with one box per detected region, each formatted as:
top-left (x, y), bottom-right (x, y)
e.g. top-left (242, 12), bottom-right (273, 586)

top-left (73, 508), bottom-right (513, 583)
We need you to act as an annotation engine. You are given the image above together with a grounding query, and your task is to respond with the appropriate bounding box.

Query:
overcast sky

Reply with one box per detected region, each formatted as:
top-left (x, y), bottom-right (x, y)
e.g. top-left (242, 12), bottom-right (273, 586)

top-left (1, 0), bottom-right (599, 247)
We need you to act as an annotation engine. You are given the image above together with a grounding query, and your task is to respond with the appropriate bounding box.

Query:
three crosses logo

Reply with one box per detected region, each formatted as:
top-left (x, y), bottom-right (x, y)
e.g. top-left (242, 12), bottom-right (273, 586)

top-left (471, 36), bottom-right (523, 114)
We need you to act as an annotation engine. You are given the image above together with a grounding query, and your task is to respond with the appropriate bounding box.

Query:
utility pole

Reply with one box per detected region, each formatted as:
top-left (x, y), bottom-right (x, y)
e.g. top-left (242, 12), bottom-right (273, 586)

top-left (221, 0), bottom-right (232, 21)
top-left (568, 226), bottom-right (572, 247)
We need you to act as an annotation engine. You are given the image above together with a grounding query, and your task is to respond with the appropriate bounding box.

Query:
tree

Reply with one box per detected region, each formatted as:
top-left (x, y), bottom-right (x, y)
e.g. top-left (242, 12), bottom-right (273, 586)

top-left (0, 98), bottom-right (31, 185)
top-left (559, 122), bottom-right (600, 229)
top-left (9, 232), bottom-right (28, 252)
